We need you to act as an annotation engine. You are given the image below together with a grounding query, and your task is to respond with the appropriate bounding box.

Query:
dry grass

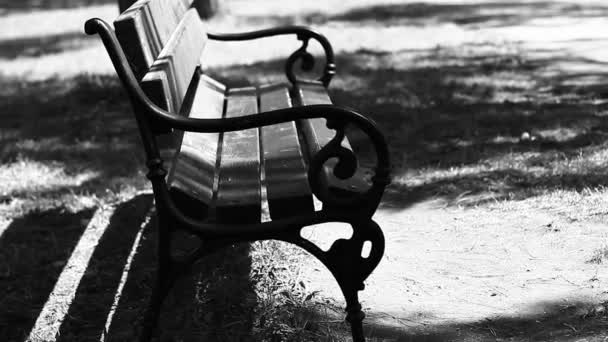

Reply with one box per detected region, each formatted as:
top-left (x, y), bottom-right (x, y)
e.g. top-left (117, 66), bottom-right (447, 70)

top-left (587, 245), bottom-right (608, 265)
top-left (249, 240), bottom-right (349, 341)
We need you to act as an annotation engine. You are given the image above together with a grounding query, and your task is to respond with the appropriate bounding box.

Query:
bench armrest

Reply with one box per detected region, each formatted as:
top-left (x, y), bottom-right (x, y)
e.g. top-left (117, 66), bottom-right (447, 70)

top-left (208, 26), bottom-right (335, 87)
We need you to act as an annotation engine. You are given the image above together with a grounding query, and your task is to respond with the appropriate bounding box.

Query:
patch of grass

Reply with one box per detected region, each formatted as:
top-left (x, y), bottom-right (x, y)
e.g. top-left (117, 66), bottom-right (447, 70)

top-left (0, 0), bottom-right (115, 13)
top-left (0, 74), bottom-right (148, 218)
top-left (249, 240), bottom-right (350, 341)
top-left (587, 245), bottom-right (608, 264)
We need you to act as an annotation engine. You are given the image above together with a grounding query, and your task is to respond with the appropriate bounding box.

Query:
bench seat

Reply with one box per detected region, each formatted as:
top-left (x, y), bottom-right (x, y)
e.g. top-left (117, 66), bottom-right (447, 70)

top-left (165, 74), bottom-right (374, 224)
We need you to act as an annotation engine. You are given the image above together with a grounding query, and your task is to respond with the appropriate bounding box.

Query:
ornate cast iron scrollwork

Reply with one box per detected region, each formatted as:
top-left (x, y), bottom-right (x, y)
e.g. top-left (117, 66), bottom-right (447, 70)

top-left (284, 33), bottom-right (335, 86)
top-left (306, 118), bottom-right (389, 209)
top-left (207, 26), bottom-right (336, 87)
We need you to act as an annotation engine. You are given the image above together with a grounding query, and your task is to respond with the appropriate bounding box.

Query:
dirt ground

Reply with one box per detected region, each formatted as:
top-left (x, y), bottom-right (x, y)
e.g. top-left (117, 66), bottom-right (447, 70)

top-left (3, 0), bottom-right (608, 341)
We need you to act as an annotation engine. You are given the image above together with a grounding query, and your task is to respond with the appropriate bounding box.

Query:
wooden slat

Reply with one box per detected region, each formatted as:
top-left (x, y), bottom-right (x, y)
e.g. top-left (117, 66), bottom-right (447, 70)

top-left (140, 69), bottom-right (174, 113)
top-left (181, 0), bottom-right (195, 9)
top-left (138, 7), bottom-right (206, 166)
top-left (140, 70), bottom-right (179, 163)
top-left (259, 84), bottom-right (313, 219)
top-left (146, 0), bottom-right (190, 51)
top-left (216, 88), bottom-right (261, 223)
top-left (114, 0), bottom-right (156, 79)
top-left (144, 9), bottom-right (206, 113)
top-left (167, 75), bottom-right (226, 214)
top-left (114, 0), bottom-right (192, 79)
top-left (295, 82), bottom-right (372, 195)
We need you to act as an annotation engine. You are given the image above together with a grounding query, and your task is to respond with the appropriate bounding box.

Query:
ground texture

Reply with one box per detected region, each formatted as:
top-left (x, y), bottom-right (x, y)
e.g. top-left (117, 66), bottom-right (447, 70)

top-left (2, 0), bottom-right (608, 341)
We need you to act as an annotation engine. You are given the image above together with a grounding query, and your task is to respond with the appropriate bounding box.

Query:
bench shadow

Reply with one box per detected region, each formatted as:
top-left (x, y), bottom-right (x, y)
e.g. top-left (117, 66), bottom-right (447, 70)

top-left (0, 207), bottom-right (95, 342)
top-left (358, 299), bottom-right (608, 341)
top-left (103, 221), bottom-right (257, 341)
top-left (55, 194), bottom-right (152, 341)
top-left (0, 31), bottom-right (96, 59)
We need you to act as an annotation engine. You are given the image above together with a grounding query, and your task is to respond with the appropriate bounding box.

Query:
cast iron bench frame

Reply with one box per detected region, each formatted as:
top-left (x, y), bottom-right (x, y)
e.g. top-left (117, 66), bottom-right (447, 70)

top-left (85, 7), bottom-right (390, 341)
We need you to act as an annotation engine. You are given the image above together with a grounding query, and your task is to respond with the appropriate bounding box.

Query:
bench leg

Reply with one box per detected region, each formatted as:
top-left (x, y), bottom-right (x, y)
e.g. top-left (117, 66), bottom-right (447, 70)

top-left (345, 290), bottom-right (365, 342)
top-left (312, 219), bottom-right (385, 342)
top-left (139, 274), bottom-right (171, 342)
top-left (139, 214), bottom-right (175, 342)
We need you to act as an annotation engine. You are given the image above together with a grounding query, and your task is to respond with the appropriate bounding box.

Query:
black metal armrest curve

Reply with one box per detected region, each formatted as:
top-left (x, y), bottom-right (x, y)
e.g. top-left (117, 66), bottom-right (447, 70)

top-left (208, 26), bottom-right (336, 86)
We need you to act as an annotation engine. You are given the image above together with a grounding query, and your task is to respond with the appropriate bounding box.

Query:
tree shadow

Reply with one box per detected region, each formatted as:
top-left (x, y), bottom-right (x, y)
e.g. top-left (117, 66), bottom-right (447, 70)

top-left (0, 207), bottom-right (95, 342)
top-left (104, 227), bottom-right (257, 341)
top-left (0, 31), bottom-right (96, 59)
top-left (235, 1), bottom-right (608, 28)
top-left (55, 194), bottom-right (152, 341)
top-left (0, 0), bottom-right (115, 14)
top-left (360, 299), bottom-right (608, 341)
top-left (328, 1), bottom-right (608, 28)
top-left (0, 74), bottom-right (148, 203)
top-left (0, 191), bottom-right (256, 341)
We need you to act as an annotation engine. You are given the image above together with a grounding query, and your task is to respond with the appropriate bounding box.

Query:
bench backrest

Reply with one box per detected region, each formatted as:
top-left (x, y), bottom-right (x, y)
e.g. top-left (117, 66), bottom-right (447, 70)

top-left (114, 0), bottom-right (194, 80)
top-left (114, 0), bottom-right (211, 163)
top-left (140, 8), bottom-right (206, 114)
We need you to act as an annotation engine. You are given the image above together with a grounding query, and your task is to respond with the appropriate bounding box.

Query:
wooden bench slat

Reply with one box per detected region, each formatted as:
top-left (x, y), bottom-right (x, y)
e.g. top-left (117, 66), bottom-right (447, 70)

top-left (114, 0), bottom-right (190, 80)
top-left (138, 8), bottom-right (206, 165)
top-left (144, 9), bottom-right (206, 114)
top-left (146, 0), bottom-right (190, 52)
top-left (139, 69), bottom-right (179, 165)
top-left (167, 75), bottom-right (226, 211)
top-left (216, 88), bottom-right (261, 223)
top-left (295, 83), bottom-right (372, 195)
top-left (140, 69), bottom-right (175, 113)
top-left (114, 1), bottom-right (156, 79)
top-left (259, 84), bottom-right (314, 219)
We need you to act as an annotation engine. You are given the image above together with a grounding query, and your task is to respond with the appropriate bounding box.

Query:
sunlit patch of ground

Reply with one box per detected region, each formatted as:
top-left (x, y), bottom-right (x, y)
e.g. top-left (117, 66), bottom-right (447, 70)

top-left (0, 158), bottom-right (98, 201)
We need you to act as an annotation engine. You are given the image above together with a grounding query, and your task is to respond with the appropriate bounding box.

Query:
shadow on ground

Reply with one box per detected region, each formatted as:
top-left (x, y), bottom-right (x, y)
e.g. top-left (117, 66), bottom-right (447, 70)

top-left (104, 233), bottom-right (256, 341)
top-left (0, 32), bottom-right (96, 59)
top-left (240, 1), bottom-right (608, 28)
top-left (0, 193), bottom-right (255, 341)
top-left (360, 300), bottom-right (608, 341)
top-left (330, 1), bottom-right (608, 27)
top-left (0, 0), bottom-right (115, 14)
top-left (56, 194), bottom-right (152, 341)
top-left (0, 207), bottom-right (95, 341)
top-left (0, 74), bottom-right (147, 205)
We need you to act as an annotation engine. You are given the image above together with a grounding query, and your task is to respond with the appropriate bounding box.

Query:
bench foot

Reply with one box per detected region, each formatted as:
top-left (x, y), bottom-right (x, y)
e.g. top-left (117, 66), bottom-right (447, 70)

top-left (139, 276), bottom-right (170, 342)
top-left (293, 218), bottom-right (384, 342)
top-left (139, 214), bottom-right (177, 342)
top-left (345, 291), bottom-right (366, 342)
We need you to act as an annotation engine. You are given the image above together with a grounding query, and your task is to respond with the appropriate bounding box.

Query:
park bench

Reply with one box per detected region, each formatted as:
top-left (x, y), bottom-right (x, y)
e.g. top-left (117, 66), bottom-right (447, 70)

top-left (85, 0), bottom-right (390, 341)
